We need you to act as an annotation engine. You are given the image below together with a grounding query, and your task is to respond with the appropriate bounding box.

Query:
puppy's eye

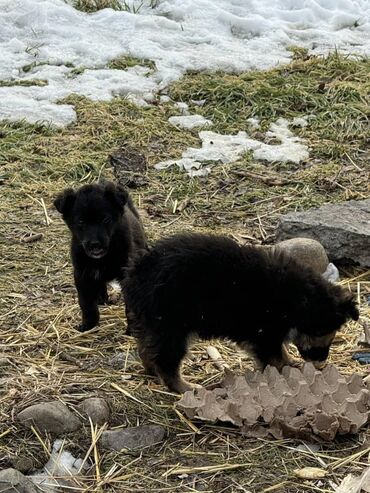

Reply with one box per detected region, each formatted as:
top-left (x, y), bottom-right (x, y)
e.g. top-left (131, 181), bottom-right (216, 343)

top-left (77, 219), bottom-right (84, 226)
top-left (102, 217), bottom-right (112, 225)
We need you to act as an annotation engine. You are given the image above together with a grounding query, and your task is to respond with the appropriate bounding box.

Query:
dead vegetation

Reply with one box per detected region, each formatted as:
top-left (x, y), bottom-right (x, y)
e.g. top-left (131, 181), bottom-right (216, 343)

top-left (0, 53), bottom-right (370, 492)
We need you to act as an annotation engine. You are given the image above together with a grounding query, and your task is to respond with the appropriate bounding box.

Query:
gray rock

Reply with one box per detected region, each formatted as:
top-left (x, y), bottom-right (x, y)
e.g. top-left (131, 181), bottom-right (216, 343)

top-left (0, 357), bottom-right (11, 376)
top-left (276, 199), bottom-right (370, 266)
top-left (18, 401), bottom-right (81, 435)
top-left (273, 237), bottom-right (329, 274)
top-left (108, 351), bottom-right (137, 369)
top-left (10, 457), bottom-right (34, 474)
top-left (0, 469), bottom-right (39, 493)
top-left (78, 397), bottom-right (110, 425)
top-left (0, 356), bottom-right (10, 367)
top-left (101, 425), bottom-right (165, 451)
top-left (108, 352), bottom-right (126, 370)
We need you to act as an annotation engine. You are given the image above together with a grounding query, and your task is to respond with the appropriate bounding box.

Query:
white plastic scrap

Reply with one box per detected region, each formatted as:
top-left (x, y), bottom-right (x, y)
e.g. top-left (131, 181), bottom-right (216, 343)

top-left (322, 263), bottom-right (340, 283)
top-left (333, 466), bottom-right (370, 493)
top-left (31, 440), bottom-right (86, 492)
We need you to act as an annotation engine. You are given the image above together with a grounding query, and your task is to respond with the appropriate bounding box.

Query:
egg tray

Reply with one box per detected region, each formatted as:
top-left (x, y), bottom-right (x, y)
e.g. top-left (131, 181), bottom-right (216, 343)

top-left (178, 364), bottom-right (370, 441)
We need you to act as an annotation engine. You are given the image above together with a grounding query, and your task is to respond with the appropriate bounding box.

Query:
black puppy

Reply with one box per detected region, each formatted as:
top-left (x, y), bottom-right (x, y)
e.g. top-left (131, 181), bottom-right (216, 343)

top-left (124, 233), bottom-right (359, 393)
top-left (54, 182), bottom-right (147, 332)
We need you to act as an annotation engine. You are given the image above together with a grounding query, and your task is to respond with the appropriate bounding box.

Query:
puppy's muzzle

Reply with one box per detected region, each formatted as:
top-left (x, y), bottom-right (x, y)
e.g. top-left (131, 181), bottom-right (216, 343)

top-left (311, 360), bottom-right (327, 370)
top-left (85, 241), bottom-right (107, 259)
top-left (298, 346), bottom-right (330, 370)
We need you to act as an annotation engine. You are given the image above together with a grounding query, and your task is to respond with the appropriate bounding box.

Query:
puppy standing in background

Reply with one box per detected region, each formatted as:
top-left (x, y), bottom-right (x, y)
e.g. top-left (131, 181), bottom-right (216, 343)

top-left (124, 233), bottom-right (359, 393)
top-left (54, 182), bottom-right (147, 332)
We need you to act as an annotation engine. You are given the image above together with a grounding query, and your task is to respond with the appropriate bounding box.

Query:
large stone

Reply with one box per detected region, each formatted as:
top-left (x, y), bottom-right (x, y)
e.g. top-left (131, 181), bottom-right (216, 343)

top-left (101, 425), bottom-right (165, 451)
top-left (276, 199), bottom-right (370, 266)
top-left (78, 397), bottom-right (110, 425)
top-left (272, 238), bottom-right (329, 274)
top-left (0, 469), bottom-right (39, 493)
top-left (18, 401), bottom-right (81, 435)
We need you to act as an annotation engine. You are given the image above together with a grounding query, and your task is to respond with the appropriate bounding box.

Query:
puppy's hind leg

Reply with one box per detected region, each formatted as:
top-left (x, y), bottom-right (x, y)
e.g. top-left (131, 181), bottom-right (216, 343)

top-left (137, 339), bottom-right (157, 376)
top-left (125, 308), bottom-right (137, 337)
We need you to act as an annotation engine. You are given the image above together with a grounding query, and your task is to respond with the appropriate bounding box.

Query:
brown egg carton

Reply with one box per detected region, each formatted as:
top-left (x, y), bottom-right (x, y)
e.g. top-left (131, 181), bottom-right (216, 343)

top-left (178, 364), bottom-right (370, 441)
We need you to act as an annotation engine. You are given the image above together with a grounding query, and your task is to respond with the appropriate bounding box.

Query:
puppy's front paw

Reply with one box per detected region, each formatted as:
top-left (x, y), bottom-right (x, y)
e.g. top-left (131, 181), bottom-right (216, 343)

top-left (77, 322), bottom-right (96, 332)
top-left (175, 380), bottom-right (202, 394)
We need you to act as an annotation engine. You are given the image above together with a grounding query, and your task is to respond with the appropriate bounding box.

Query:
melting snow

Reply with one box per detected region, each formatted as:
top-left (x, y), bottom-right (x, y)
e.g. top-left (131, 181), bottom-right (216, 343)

top-left (168, 114), bottom-right (213, 130)
top-left (0, 0), bottom-right (369, 126)
top-left (155, 118), bottom-right (309, 176)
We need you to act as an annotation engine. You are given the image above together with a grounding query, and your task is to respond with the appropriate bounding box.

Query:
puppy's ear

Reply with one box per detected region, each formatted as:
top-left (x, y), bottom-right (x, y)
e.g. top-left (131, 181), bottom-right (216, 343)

top-left (104, 183), bottom-right (128, 211)
top-left (335, 287), bottom-right (359, 322)
top-left (54, 189), bottom-right (76, 216)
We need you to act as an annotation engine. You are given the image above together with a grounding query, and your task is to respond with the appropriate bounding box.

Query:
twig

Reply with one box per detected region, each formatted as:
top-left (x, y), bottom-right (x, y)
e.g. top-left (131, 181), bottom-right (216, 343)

top-left (21, 233), bottom-right (43, 243)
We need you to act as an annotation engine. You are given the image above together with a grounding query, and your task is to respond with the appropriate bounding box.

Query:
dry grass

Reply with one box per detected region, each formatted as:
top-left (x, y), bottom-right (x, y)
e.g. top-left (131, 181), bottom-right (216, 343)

top-left (0, 53), bottom-right (370, 492)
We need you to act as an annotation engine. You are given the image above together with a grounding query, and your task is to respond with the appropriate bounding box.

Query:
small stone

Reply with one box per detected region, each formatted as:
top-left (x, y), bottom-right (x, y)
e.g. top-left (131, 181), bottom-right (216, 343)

top-left (273, 237), bottom-right (329, 274)
top-left (101, 425), bottom-right (165, 451)
top-left (108, 352), bottom-right (126, 370)
top-left (0, 468), bottom-right (39, 493)
top-left (108, 351), bottom-right (137, 369)
top-left (10, 457), bottom-right (34, 474)
top-left (78, 397), bottom-right (110, 425)
top-left (18, 401), bottom-right (81, 435)
top-left (0, 356), bottom-right (10, 367)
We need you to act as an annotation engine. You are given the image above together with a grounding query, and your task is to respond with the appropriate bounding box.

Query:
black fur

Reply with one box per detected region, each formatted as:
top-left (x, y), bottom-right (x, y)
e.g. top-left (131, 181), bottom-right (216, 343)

top-left (54, 182), bottom-right (147, 332)
top-left (124, 233), bottom-right (359, 393)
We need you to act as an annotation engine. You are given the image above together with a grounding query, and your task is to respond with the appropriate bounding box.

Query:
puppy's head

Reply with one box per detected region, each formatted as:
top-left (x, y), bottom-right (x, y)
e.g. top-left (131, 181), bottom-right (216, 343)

top-left (54, 182), bottom-right (128, 259)
top-left (290, 285), bottom-right (359, 368)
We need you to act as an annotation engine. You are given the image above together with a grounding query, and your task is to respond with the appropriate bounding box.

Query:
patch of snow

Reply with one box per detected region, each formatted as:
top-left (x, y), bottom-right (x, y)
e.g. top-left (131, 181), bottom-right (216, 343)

top-left (155, 117), bottom-right (309, 176)
top-left (322, 263), bottom-right (340, 283)
top-left (31, 440), bottom-right (86, 492)
top-left (0, 0), bottom-right (370, 125)
top-left (159, 95), bottom-right (171, 103)
top-left (253, 118), bottom-right (309, 163)
top-left (173, 102), bottom-right (190, 115)
top-left (191, 99), bottom-right (206, 107)
top-left (0, 65), bottom-right (156, 126)
top-left (246, 117), bottom-right (260, 129)
top-left (292, 116), bottom-right (309, 127)
top-left (168, 114), bottom-right (213, 130)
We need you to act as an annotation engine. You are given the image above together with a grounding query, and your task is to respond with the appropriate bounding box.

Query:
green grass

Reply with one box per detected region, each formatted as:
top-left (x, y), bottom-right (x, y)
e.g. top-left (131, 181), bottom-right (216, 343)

top-left (0, 79), bottom-right (48, 87)
top-left (72, 0), bottom-right (160, 13)
top-left (108, 55), bottom-right (156, 71)
top-left (72, 0), bottom-right (125, 12)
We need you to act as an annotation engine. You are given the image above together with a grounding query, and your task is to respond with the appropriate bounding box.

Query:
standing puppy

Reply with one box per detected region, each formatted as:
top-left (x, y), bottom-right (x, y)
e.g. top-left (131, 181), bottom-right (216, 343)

top-left (124, 233), bottom-right (359, 393)
top-left (54, 182), bottom-right (147, 332)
